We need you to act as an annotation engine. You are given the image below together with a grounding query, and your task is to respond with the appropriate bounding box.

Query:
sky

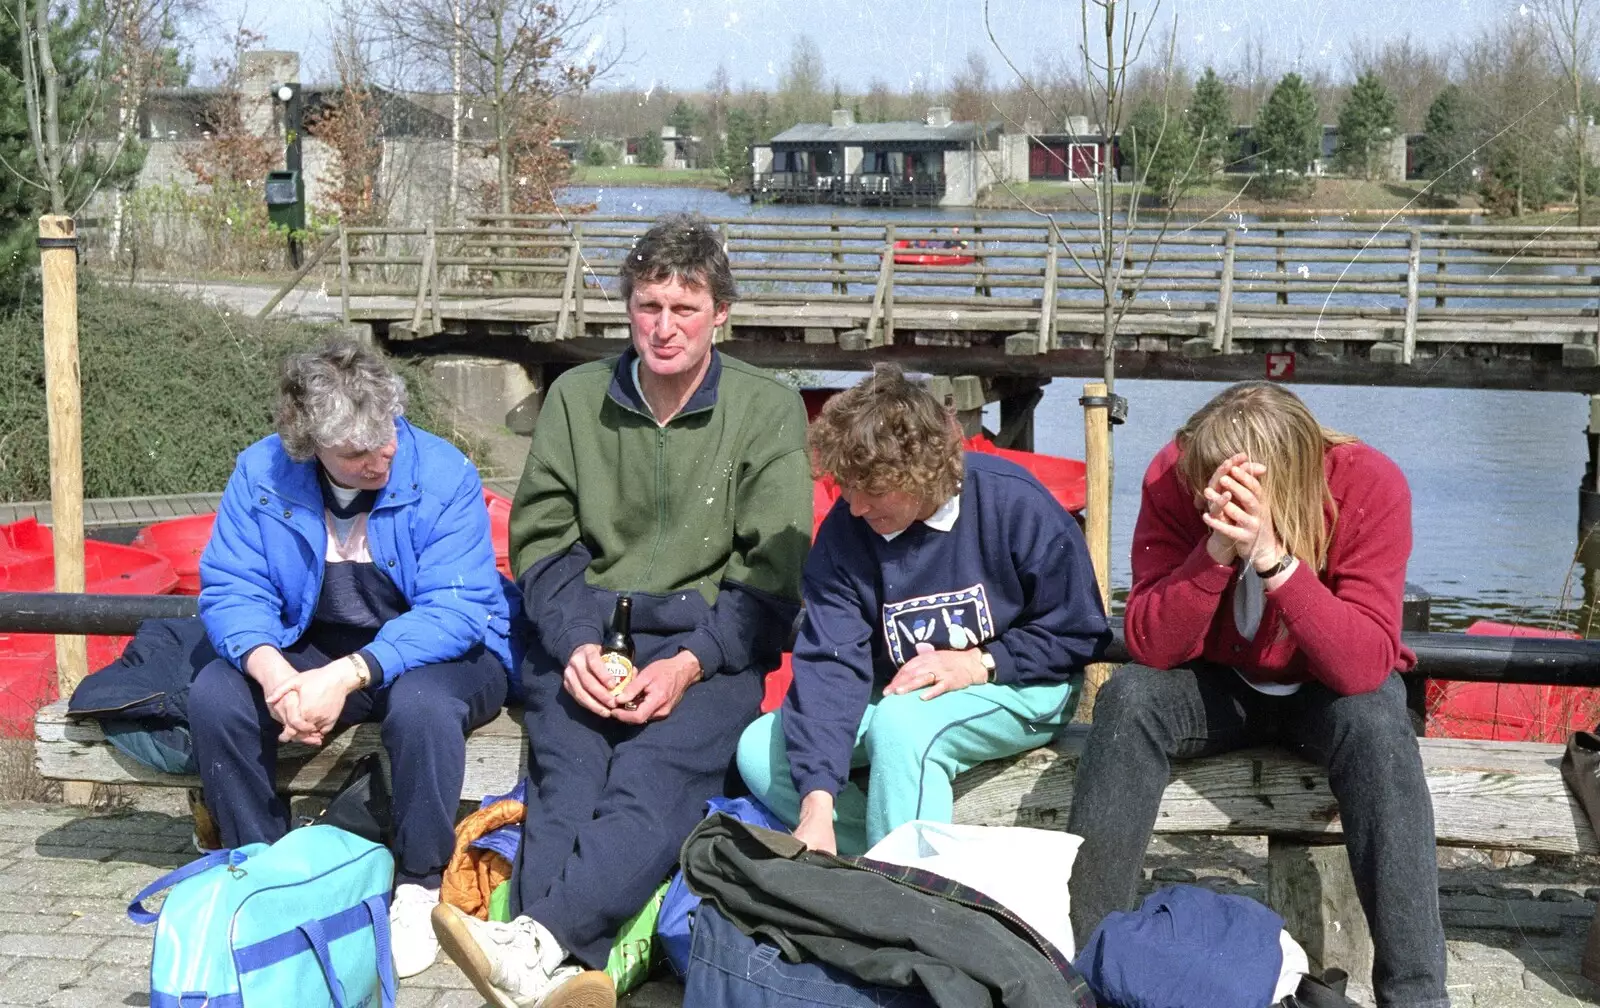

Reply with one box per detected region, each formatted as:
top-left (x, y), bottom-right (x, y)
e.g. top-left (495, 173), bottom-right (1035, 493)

top-left (193, 0), bottom-right (1513, 93)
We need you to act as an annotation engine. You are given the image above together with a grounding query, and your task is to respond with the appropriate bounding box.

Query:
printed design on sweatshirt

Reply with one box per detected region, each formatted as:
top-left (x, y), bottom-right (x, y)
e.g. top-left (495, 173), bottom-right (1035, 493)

top-left (882, 583), bottom-right (994, 666)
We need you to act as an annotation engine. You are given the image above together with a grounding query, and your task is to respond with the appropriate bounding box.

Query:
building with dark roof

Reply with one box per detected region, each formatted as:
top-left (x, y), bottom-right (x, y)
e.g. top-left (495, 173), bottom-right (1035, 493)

top-left (751, 108), bottom-right (1008, 207)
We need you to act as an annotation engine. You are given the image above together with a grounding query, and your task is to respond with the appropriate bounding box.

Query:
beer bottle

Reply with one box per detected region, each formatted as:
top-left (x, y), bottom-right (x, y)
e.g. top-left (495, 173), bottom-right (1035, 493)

top-left (601, 595), bottom-right (636, 705)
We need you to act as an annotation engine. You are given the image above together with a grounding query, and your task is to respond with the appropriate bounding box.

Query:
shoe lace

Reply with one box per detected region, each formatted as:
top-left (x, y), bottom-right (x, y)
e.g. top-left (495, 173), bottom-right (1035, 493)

top-left (391, 885), bottom-right (438, 916)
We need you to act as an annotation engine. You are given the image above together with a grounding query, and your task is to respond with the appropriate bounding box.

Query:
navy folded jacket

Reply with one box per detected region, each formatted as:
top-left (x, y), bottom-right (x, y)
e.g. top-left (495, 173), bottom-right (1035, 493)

top-left (1073, 884), bottom-right (1284, 1008)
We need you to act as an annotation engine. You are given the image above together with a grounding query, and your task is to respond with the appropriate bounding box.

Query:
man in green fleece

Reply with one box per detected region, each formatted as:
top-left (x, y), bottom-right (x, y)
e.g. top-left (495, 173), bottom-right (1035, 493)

top-left (431, 213), bottom-right (812, 1008)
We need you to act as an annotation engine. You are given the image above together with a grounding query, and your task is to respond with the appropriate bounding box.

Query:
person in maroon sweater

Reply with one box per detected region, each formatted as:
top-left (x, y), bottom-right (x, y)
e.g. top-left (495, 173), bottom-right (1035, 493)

top-left (1067, 382), bottom-right (1448, 1008)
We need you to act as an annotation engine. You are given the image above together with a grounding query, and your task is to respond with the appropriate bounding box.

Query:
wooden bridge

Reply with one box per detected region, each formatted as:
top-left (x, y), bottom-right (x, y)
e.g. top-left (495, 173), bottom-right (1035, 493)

top-left (312, 213), bottom-right (1600, 395)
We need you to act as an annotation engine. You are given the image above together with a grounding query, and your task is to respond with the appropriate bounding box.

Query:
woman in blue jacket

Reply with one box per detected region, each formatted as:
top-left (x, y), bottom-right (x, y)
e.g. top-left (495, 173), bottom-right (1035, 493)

top-left (191, 340), bottom-right (512, 980)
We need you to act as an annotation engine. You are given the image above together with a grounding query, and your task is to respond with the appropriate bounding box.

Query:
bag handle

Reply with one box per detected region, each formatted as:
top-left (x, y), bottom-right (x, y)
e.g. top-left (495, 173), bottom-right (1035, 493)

top-left (127, 849), bottom-right (249, 925)
top-left (364, 894), bottom-right (397, 1008)
top-left (298, 917), bottom-right (351, 1008)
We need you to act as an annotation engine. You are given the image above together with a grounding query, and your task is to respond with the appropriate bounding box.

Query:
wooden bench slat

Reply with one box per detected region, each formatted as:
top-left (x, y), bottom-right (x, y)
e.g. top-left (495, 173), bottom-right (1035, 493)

top-left (35, 700), bottom-right (1597, 855)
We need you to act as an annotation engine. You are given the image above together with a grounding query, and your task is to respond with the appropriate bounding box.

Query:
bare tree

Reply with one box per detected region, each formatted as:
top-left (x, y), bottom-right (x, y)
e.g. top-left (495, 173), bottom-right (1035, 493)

top-left (1347, 34), bottom-right (1450, 133)
top-left (985, 0), bottom-right (1222, 712)
top-left (1529, 0), bottom-right (1597, 225)
top-left (17, 0), bottom-right (66, 213)
top-left (372, 0), bottom-right (613, 218)
top-left (947, 50), bottom-right (991, 124)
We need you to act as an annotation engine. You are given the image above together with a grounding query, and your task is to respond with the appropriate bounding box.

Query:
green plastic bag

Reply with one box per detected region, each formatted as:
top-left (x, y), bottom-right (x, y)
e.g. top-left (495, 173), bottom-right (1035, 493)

top-left (488, 880), bottom-right (511, 923)
top-left (604, 880), bottom-right (669, 994)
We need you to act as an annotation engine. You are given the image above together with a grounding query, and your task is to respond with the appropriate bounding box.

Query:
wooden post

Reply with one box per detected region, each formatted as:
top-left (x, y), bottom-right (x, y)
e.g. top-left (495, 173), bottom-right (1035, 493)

top-left (573, 223), bottom-right (586, 337)
top-left (339, 224), bottom-right (351, 324)
top-left (430, 227), bottom-right (443, 333)
top-left (883, 224), bottom-right (896, 347)
top-left (1076, 381), bottom-right (1115, 721)
top-left (411, 222), bottom-right (436, 336)
top-left (39, 215), bottom-right (91, 806)
top-left (1435, 231), bottom-right (1447, 309)
top-left (866, 224), bottom-right (896, 347)
top-left (716, 231), bottom-right (735, 343)
top-left (1038, 232), bottom-right (1059, 354)
top-left (1276, 228), bottom-right (1288, 305)
top-left (974, 225), bottom-right (989, 297)
top-left (1402, 228), bottom-right (1421, 365)
top-left (555, 230), bottom-right (581, 342)
top-left (831, 222), bottom-right (846, 296)
top-left (1211, 228), bottom-right (1237, 352)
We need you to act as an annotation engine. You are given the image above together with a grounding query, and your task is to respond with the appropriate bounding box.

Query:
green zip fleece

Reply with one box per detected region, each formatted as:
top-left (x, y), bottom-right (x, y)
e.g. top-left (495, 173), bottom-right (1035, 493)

top-left (510, 349), bottom-right (812, 676)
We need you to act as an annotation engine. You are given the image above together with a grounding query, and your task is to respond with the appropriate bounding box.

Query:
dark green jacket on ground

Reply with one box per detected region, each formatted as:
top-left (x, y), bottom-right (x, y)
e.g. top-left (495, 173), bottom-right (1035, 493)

top-left (510, 348), bottom-right (811, 676)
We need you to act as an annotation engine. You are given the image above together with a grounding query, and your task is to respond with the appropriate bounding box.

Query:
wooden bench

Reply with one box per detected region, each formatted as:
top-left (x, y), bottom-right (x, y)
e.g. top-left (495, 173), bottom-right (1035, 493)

top-left (35, 699), bottom-right (1598, 991)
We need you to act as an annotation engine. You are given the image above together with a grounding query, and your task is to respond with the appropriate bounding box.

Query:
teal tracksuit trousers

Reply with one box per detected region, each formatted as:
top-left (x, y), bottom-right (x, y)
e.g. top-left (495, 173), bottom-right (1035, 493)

top-left (736, 679), bottom-right (1078, 855)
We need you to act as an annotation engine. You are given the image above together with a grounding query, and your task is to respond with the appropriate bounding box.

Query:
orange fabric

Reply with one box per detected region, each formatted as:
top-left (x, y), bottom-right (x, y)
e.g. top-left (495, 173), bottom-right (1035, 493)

top-left (441, 799), bottom-right (525, 920)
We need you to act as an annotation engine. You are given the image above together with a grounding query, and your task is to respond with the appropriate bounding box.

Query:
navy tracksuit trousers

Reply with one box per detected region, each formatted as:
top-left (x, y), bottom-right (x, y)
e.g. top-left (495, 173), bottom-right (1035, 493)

top-left (514, 659), bottom-right (764, 969)
top-left (189, 630), bottom-right (506, 888)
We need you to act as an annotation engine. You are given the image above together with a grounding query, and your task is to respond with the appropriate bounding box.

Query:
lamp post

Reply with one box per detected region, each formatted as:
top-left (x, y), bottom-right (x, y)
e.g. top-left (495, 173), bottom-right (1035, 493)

top-left (271, 82), bottom-right (304, 268)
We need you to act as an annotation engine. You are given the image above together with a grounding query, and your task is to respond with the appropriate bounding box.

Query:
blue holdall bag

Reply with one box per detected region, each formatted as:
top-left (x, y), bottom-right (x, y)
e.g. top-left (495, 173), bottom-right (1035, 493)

top-left (128, 823), bottom-right (396, 1007)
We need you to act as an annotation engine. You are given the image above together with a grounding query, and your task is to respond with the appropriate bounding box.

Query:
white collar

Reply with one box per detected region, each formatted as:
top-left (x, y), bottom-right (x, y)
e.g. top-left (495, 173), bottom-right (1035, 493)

top-left (879, 493), bottom-right (961, 541)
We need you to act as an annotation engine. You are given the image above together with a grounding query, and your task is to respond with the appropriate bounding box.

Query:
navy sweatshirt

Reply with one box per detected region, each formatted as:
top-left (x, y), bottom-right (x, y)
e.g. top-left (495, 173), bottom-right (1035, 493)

top-left (783, 452), bottom-right (1112, 800)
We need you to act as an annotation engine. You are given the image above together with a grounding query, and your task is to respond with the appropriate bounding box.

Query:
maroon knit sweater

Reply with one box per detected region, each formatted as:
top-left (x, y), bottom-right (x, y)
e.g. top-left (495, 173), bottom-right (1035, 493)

top-left (1124, 439), bottom-right (1416, 696)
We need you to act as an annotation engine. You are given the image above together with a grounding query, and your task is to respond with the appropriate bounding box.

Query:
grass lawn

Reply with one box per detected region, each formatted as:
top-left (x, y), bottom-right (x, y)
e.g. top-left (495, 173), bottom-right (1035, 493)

top-left (980, 176), bottom-right (1483, 216)
top-left (569, 165), bottom-right (724, 187)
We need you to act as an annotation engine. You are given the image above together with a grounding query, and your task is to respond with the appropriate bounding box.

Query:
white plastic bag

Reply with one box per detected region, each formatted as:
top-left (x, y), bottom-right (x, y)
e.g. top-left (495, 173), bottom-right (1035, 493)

top-left (865, 820), bottom-right (1081, 958)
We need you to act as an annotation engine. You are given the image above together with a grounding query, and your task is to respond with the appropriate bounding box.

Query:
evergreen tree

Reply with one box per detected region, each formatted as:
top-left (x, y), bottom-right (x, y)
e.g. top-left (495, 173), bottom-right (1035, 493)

top-left (1125, 99), bottom-right (1199, 206)
top-left (717, 108), bottom-right (757, 191)
top-left (637, 130), bottom-right (665, 168)
top-left (666, 99), bottom-right (699, 137)
top-left (1415, 85), bottom-right (1475, 198)
top-left (1253, 73), bottom-right (1321, 197)
top-left (1185, 67), bottom-right (1233, 176)
top-left (1335, 71), bottom-right (1399, 179)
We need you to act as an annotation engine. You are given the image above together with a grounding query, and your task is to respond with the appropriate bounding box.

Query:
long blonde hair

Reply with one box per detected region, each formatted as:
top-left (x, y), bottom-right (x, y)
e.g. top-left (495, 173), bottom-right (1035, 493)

top-left (1175, 382), bottom-right (1357, 571)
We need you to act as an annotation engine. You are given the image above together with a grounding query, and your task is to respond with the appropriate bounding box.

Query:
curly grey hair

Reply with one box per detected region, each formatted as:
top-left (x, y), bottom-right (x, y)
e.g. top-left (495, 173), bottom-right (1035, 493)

top-left (275, 340), bottom-right (408, 462)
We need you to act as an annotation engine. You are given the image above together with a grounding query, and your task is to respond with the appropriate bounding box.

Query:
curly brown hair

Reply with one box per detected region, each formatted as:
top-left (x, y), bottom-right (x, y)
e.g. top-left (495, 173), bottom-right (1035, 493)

top-left (808, 364), bottom-right (964, 503)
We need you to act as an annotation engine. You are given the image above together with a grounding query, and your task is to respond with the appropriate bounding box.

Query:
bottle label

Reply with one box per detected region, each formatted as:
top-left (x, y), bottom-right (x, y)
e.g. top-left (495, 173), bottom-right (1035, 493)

top-left (602, 652), bottom-right (635, 696)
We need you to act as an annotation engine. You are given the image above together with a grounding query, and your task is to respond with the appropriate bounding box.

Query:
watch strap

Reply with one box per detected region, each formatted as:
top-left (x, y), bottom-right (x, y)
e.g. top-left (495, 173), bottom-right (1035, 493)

top-left (1256, 554), bottom-right (1295, 579)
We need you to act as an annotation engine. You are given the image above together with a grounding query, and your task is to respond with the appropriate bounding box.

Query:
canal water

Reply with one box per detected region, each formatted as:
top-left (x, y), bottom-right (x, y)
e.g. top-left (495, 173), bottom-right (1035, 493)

top-left (570, 186), bottom-right (1600, 633)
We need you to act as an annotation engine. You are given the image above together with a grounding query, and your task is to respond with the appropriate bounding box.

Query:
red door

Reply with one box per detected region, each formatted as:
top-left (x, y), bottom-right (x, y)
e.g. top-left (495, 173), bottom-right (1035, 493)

top-left (1069, 143), bottom-right (1100, 179)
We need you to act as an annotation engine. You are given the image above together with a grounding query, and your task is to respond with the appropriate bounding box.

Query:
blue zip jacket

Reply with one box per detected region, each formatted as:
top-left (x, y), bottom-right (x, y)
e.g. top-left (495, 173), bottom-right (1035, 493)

top-left (198, 417), bottom-right (515, 683)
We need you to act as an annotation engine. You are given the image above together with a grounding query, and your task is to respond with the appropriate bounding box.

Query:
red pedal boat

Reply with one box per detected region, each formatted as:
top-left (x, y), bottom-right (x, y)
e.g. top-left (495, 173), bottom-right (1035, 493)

top-left (891, 239), bottom-right (976, 267)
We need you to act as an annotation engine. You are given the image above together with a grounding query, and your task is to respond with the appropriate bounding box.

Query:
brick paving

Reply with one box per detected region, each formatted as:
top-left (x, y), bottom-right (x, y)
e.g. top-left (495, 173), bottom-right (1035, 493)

top-left (0, 800), bottom-right (1594, 1007)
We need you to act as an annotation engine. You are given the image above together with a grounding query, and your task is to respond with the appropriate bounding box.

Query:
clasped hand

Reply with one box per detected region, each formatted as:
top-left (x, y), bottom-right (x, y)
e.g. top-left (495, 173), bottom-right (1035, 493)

top-left (254, 652), bottom-right (362, 746)
top-left (1200, 451), bottom-right (1282, 570)
top-left (563, 643), bottom-right (701, 724)
top-left (883, 642), bottom-right (987, 699)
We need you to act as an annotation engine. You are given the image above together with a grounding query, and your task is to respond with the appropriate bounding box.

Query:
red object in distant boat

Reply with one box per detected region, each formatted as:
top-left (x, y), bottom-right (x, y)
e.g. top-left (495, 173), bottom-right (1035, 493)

top-left (483, 488), bottom-right (513, 580)
top-left (0, 518), bottom-right (178, 735)
top-left (132, 513), bottom-right (216, 596)
top-left (963, 435), bottom-right (1088, 514)
top-left (1424, 620), bottom-right (1600, 743)
top-left (891, 239), bottom-right (976, 267)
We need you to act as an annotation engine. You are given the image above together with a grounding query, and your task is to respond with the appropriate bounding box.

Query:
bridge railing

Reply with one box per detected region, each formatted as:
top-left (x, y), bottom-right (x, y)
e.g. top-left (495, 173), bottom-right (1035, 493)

top-left (334, 216), bottom-right (1600, 352)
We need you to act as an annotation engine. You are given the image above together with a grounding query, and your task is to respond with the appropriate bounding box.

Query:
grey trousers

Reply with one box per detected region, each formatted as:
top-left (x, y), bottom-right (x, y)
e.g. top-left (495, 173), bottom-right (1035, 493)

top-left (1065, 665), bottom-right (1449, 1008)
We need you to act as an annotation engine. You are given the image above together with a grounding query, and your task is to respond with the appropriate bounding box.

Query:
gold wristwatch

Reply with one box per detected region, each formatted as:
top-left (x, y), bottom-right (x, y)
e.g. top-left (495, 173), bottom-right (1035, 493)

top-left (978, 648), bottom-right (997, 682)
top-left (349, 653), bottom-right (372, 690)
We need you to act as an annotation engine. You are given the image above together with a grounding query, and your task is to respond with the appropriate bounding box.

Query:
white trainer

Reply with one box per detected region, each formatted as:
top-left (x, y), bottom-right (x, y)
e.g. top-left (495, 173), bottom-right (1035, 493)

top-left (431, 905), bottom-right (615, 1008)
top-left (389, 884), bottom-right (442, 978)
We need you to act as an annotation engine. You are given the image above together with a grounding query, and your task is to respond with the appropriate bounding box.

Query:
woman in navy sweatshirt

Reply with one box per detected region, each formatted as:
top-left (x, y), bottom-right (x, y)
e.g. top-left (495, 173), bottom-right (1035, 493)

top-left (736, 365), bottom-right (1110, 856)
top-left (1066, 382), bottom-right (1448, 1008)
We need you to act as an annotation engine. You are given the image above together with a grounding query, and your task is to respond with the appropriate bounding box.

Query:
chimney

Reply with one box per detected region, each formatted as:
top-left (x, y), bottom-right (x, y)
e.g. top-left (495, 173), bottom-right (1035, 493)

top-left (1022, 118), bottom-right (1041, 136)
top-left (1066, 115), bottom-right (1090, 137)
top-left (926, 106), bottom-right (952, 128)
top-left (831, 108), bottom-right (855, 128)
